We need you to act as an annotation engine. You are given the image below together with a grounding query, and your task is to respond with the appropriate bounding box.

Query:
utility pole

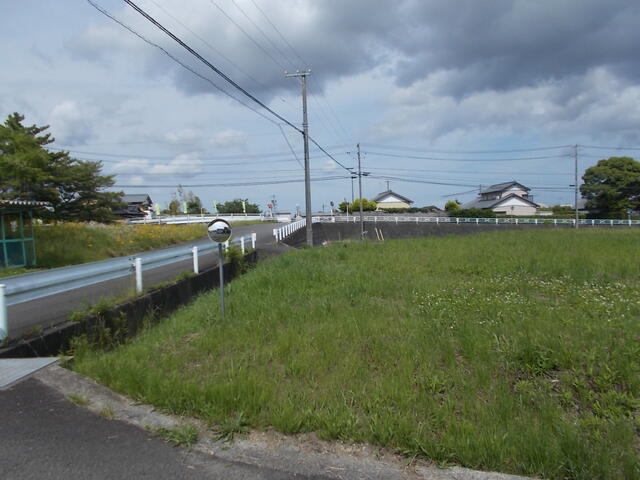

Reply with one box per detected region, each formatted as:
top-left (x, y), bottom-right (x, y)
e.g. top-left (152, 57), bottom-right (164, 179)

top-left (357, 143), bottom-right (364, 239)
top-left (350, 174), bottom-right (356, 204)
top-left (286, 69), bottom-right (313, 246)
top-left (574, 144), bottom-right (579, 229)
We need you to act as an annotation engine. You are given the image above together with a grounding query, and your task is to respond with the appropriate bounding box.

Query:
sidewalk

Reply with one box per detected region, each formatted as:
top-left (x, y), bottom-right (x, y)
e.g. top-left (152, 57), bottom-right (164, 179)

top-left (0, 364), bottom-right (530, 480)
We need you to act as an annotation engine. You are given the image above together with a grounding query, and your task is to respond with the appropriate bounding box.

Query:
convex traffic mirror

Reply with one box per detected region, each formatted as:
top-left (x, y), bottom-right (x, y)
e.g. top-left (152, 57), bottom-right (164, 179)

top-left (207, 219), bottom-right (232, 243)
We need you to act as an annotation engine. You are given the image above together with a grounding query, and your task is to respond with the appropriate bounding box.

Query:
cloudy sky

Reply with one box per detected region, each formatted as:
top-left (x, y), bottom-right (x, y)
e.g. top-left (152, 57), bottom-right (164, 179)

top-left (2, 0), bottom-right (640, 212)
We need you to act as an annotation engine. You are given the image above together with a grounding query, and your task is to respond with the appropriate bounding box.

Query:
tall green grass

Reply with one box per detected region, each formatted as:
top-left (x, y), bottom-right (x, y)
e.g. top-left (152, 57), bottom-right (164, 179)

top-left (33, 223), bottom-right (208, 268)
top-left (73, 230), bottom-right (640, 479)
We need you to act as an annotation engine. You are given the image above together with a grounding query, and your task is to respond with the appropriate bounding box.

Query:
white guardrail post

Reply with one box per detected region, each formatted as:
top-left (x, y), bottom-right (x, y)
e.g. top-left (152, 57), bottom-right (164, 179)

top-left (240, 237), bottom-right (245, 254)
top-left (192, 246), bottom-right (199, 274)
top-left (0, 284), bottom-right (7, 341)
top-left (134, 257), bottom-right (143, 294)
top-left (252, 232), bottom-right (256, 249)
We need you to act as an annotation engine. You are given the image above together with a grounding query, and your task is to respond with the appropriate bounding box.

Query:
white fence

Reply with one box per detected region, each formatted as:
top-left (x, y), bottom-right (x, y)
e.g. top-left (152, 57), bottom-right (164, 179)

top-left (130, 213), bottom-right (291, 225)
top-left (315, 216), bottom-right (640, 227)
top-left (273, 215), bottom-right (639, 242)
top-left (273, 218), bottom-right (314, 241)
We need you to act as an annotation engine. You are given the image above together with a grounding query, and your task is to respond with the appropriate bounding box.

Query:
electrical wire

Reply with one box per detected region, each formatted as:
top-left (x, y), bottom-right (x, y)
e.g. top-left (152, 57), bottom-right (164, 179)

top-left (229, 0), bottom-right (295, 70)
top-left (114, 175), bottom-right (349, 188)
top-left (364, 151), bottom-right (572, 163)
top-left (206, 0), bottom-right (287, 71)
top-left (363, 143), bottom-right (574, 154)
top-left (84, 0), bottom-right (277, 125)
top-left (145, 0), bottom-right (271, 91)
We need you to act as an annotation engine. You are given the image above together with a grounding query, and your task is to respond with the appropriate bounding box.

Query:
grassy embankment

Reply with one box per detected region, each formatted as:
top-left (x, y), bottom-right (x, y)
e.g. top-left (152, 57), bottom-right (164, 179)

top-left (0, 220), bottom-right (266, 276)
top-left (73, 230), bottom-right (640, 480)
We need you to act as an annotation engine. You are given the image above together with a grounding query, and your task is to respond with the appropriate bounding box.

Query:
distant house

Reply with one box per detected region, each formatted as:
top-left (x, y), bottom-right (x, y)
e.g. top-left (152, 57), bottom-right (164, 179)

top-left (372, 190), bottom-right (414, 210)
top-left (113, 193), bottom-right (153, 219)
top-left (461, 181), bottom-right (539, 216)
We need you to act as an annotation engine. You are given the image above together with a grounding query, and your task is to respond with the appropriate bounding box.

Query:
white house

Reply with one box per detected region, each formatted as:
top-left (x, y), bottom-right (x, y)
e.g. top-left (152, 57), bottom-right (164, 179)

top-left (461, 181), bottom-right (539, 216)
top-left (372, 190), bottom-right (414, 210)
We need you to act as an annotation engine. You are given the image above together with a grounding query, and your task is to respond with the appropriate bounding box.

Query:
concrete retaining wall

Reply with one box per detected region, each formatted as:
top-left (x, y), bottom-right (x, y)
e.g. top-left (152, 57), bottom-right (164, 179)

top-left (0, 251), bottom-right (257, 358)
top-left (283, 222), bottom-right (568, 247)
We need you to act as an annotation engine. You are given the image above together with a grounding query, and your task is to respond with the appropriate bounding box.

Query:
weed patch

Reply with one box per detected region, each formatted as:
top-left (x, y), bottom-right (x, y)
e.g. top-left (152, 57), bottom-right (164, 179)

top-left (74, 230), bottom-right (640, 480)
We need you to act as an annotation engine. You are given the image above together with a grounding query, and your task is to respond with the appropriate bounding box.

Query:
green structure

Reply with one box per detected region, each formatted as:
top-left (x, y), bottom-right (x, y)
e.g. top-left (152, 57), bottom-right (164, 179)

top-left (0, 200), bottom-right (47, 268)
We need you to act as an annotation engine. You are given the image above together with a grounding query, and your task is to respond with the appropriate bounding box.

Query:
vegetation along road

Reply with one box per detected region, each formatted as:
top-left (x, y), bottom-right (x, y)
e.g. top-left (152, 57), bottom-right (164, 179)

top-left (74, 229), bottom-right (640, 480)
top-left (5, 221), bottom-right (281, 339)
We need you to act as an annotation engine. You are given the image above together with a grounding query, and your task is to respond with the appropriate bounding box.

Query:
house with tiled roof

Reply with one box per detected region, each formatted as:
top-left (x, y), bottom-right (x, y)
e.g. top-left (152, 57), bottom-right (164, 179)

top-left (461, 181), bottom-right (539, 216)
top-left (372, 190), bottom-right (414, 210)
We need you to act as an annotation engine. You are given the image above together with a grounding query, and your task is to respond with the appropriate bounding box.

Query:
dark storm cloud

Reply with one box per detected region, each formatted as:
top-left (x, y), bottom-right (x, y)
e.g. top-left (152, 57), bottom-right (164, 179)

top-left (67, 0), bottom-right (640, 100)
top-left (388, 0), bottom-right (640, 96)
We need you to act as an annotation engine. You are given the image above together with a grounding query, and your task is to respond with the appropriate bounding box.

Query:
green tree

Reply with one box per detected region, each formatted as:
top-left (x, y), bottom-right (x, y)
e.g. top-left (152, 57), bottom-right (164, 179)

top-left (338, 200), bottom-right (350, 213)
top-left (217, 198), bottom-right (261, 214)
top-left (444, 199), bottom-right (462, 214)
top-left (0, 112), bottom-right (122, 222)
top-left (351, 198), bottom-right (376, 212)
top-left (580, 157), bottom-right (640, 217)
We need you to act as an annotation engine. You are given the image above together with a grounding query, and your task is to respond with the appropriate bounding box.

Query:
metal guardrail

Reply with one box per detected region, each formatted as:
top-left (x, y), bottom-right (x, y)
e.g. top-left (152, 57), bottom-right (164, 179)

top-left (0, 233), bottom-right (257, 340)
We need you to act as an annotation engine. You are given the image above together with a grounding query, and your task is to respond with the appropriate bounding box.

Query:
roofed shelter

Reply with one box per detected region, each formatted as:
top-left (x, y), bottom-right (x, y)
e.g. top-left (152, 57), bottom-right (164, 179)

top-left (0, 200), bottom-right (48, 268)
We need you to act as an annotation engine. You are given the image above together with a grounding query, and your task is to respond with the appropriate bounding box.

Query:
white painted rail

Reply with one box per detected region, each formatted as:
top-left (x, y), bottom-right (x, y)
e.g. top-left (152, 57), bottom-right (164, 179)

top-left (272, 215), bottom-right (640, 242)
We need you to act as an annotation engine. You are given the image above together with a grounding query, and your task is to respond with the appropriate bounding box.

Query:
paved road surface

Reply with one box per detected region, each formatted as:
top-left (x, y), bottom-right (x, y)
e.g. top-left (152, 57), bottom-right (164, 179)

top-left (6, 222), bottom-right (282, 339)
top-left (0, 377), bottom-right (327, 480)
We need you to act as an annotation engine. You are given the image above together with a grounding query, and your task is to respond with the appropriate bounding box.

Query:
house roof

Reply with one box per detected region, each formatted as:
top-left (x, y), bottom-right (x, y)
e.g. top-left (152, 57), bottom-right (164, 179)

top-left (372, 190), bottom-right (414, 204)
top-left (121, 194), bottom-right (152, 204)
top-left (462, 193), bottom-right (539, 210)
top-left (480, 181), bottom-right (530, 194)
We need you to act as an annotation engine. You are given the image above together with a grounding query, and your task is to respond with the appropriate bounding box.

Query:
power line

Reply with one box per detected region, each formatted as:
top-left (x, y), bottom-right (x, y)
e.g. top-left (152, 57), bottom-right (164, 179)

top-left (366, 166), bottom-right (573, 177)
top-left (49, 144), bottom-right (348, 161)
top-left (119, 0), bottom-right (300, 130)
top-left (244, 0), bottom-right (353, 143)
top-left (206, 0), bottom-right (288, 71)
top-left (117, 0), bottom-right (349, 172)
top-left (145, 0), bottom-right (271, 91)
top-left (363, 143), bottom-right (574, 154)
top-left (84, 0), bottom-right (277, 125)
top-left (248, 0), bottom-right (307, 67)
top-left (364, 151), bottom-right (571, 162)
top-left (579, 144), bottom-right (640, 151)
top-left (114, 175), bottom-right (349, 188)
top-left (229, 0), bottom-right (295, 70)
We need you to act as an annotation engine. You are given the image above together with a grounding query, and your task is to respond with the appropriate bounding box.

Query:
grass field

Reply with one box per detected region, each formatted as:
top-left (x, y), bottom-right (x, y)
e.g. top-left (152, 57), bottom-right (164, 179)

top-left (73, 230), bottom-right (640, 479)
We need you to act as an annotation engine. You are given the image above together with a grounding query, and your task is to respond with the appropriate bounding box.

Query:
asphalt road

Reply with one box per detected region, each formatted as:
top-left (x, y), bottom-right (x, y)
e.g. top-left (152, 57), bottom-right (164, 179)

top-left (7, 222), bottom-right (282, 339)
top-left (0, 377), bottom-right (328, 480)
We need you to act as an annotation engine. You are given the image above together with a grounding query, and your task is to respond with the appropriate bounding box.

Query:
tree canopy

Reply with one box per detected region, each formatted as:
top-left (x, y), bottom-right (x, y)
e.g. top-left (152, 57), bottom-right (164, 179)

top-left (580, 157), bottom-right (640, 217)
top-left (0, 113), bottom-right (122, 222)
top-left (217, 198), bottom-right (261, 214)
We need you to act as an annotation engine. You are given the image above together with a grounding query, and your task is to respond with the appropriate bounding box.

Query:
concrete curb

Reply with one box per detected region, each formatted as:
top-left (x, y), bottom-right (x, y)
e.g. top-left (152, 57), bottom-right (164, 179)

top-left (35, 365), bottom-right (533, 480)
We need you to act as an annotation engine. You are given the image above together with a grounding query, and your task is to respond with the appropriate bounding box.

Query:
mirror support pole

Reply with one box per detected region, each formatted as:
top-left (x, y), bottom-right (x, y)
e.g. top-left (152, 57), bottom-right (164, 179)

top-left (218, 242), bottom-right (225, 317)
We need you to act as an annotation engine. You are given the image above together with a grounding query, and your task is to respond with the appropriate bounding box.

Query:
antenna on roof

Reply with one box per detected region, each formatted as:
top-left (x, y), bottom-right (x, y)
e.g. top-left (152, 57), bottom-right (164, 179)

top-left (386, 180), bottom-right (390, 191)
